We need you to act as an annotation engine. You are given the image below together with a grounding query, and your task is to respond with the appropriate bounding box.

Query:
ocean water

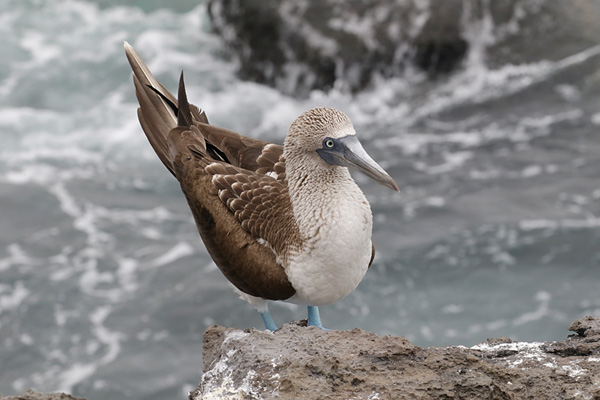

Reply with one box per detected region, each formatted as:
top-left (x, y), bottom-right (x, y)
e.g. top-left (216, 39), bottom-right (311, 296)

top-left (1, 1), bottom-right (600, 399)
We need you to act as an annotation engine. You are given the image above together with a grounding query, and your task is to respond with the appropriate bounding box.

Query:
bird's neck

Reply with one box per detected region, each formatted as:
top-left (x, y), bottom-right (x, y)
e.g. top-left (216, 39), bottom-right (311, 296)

top-left (285, 154), bottom-right (372, 241)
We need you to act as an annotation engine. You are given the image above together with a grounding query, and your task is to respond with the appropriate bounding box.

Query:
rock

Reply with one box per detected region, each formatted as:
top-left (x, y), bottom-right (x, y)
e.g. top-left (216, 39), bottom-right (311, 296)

top-left (0, 390), bottom-right (86, 400)
top-left (192, 317), bottom-right (600, 399)
top-left (545, 316), bottom-right (600, 358)
top-left (569, 316), bottom-right (600, 338)
top-left (207, 0), bottom-right (600, 96)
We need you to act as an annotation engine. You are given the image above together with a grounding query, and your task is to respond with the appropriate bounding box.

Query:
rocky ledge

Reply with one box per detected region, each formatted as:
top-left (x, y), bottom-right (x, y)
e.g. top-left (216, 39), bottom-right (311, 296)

top-left (0, 391), bottom-right (84, 400)
top-left (192, 316), bottom-right (600, 399)
top-left (3, 317), bottom-right (599, 400)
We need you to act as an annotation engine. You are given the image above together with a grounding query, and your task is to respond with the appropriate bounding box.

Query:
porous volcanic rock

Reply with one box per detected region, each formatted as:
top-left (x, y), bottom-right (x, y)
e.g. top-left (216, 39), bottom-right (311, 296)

top-left (0, 390), bottom-right (86, 400)
top-left (192, 316), bottom-right (600, 399)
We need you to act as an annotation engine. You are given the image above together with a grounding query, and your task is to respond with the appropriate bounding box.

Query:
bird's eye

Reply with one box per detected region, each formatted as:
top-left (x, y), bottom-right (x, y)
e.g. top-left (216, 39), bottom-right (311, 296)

top-left (324, 139), bottom-right (335, 148)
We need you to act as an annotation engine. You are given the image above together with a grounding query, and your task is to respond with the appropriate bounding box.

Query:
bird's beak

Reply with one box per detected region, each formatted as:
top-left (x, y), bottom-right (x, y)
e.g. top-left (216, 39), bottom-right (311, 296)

top-left (317, 135), bottom-right (400, 192)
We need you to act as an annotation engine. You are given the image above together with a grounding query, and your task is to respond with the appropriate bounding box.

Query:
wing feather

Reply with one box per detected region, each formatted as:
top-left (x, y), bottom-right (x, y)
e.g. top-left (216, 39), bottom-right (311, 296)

top-left (206, 162), bottom-right (300, 259)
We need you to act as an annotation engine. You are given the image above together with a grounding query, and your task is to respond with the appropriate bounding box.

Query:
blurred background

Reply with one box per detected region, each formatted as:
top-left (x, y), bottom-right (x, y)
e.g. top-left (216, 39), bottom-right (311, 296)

top-left (1, 0), bottom-right (600, 399)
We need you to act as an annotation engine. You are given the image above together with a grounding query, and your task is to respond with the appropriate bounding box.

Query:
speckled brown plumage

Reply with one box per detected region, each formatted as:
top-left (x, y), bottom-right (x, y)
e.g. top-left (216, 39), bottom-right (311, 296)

top-left (174, 153), bottom-right (297, 300)
top-left (207, 162), bottom-right (299, 261)
top-left (125, 43), bottom-right (299, 301)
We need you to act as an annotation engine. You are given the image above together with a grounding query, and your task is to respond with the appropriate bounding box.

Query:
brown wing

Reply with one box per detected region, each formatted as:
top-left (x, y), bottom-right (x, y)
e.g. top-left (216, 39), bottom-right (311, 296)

top-left (125, 42), bottom-right (297, 300)
top-left (173, 150), bottom-right (297, 300)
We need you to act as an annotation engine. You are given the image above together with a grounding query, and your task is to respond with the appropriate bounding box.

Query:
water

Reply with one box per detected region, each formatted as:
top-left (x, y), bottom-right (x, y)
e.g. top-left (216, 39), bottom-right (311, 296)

top-left (1, 1), bottom-right (600, 399)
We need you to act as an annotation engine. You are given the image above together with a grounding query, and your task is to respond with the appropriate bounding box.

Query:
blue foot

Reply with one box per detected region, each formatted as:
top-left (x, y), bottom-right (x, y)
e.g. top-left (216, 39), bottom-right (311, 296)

top-left (260, 310), bottom-right (278, 331)
top-left (307, 306), bottom-right (329, 330)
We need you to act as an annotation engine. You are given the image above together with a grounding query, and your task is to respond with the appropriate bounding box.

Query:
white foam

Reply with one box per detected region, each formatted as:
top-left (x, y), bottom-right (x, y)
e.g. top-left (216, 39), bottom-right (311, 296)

top-left (520, 218), bottom-right (600, 231)
top-left (55, 305), bottom-right (125, 393)
top-left (57, 363), bottom-right (97, 394)
top-left (149, 242), bottom-right (195, 268)
top-left (441, 304), bottom-right (463, 314)
top-left (116, 257), bottom-right (139, 293)
top-left (521, 165), bottom-right (542, 178)
top-left (512, 291), bottom-right (551, 326)
top-left (0, 281), bottom-right (30, 312)
top-left (20, 30), bottom-right (62, 66)
top-left (591, 113), bottom-right (600, 125)
top-left (0, 243), bottom-right (34, 271)
top-left (0, 107), bottom-right (61, 129)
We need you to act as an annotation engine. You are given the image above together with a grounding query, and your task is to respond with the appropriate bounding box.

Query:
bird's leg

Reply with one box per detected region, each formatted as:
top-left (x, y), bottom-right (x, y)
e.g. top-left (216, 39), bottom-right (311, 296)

top-left (307, 306), bottom-right (327, 330)
top-left (259, 310), bottom-right (278, 331)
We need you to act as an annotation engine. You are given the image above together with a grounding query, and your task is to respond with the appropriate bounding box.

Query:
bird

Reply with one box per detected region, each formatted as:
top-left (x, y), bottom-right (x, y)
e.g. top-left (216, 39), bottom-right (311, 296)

top-left (124, 42), bottom-right (399, 331)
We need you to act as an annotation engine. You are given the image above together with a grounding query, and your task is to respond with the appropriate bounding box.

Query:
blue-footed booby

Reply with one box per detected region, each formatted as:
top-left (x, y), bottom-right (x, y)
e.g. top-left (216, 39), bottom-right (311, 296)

top-left (124, 42), bottom-right (399, 331)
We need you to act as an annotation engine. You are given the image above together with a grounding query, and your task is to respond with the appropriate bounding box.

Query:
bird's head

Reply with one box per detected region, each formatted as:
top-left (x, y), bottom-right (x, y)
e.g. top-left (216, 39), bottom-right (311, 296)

top-left (285, 107), bottom-right (399, 192)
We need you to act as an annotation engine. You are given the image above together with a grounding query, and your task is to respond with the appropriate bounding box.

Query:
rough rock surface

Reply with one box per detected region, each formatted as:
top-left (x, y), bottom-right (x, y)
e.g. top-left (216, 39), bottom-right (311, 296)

top-left (0, 390), bottom-right (85, 400)
top-left (192, 316), bottom-right (600, 399)
top-left (207, 0), bottom-right (600, 95)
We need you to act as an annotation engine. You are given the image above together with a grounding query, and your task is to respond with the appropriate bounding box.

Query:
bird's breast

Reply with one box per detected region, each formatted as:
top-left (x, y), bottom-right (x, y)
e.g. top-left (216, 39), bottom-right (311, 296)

top-left (285, 190), bottom-right (373, 306)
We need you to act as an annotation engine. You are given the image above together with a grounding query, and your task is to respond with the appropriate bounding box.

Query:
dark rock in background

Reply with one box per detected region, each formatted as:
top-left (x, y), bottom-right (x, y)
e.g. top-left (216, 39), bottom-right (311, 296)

top-left (207, 0), bottom-right (600, 96)
top-left (193, 316), bottom-right (600, 399)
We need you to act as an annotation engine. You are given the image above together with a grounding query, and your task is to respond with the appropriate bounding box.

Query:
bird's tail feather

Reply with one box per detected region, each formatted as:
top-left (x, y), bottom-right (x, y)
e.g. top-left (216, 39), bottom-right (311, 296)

top-left (124, 41), bottom-right (181, 176)
top-left (177, 71), bottom-right (193, 128)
